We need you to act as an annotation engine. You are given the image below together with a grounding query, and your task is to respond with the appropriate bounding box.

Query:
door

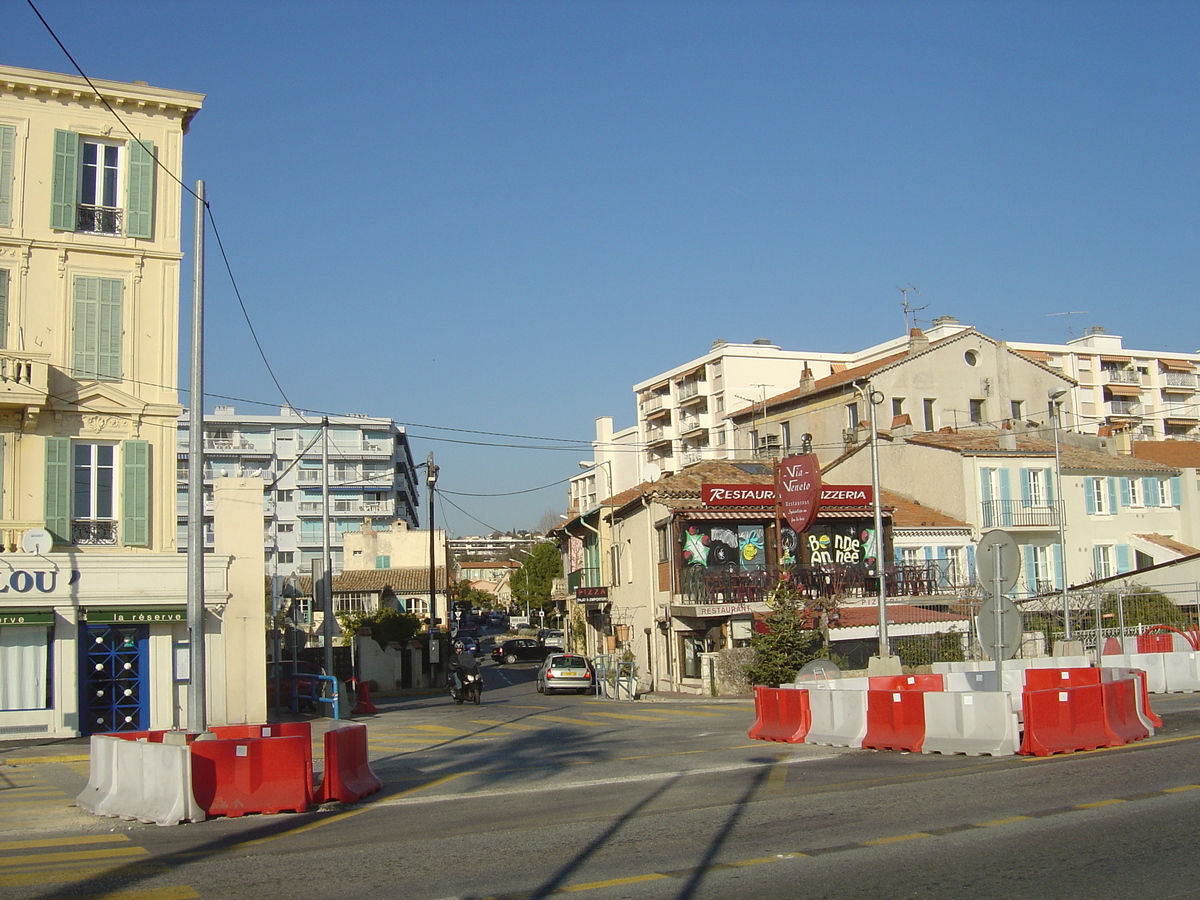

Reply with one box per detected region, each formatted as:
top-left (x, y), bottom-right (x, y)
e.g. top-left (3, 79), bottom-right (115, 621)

top-left (80, 623), bottom-right (149, 734)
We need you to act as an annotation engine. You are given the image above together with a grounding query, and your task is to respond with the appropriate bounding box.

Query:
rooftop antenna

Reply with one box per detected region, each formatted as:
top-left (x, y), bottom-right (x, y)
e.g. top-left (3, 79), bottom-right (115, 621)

top-left (1047, 311), bottom-right (1091, 339)
top-left (898, 284), bottom-right (926, 332)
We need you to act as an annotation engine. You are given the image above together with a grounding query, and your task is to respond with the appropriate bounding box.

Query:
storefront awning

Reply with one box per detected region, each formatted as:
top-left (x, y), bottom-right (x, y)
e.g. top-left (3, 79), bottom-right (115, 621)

top-left (0, 608), bottom-right (55, 625)
top-left (1100, 355), bottom-right (1132, 364)
top-left (670, 601), bottom-right (770, 618)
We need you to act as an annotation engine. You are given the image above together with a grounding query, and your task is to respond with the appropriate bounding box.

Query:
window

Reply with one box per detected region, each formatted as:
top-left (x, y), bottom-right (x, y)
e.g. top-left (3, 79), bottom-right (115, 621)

top-left (331, 462), bottom-right (357, 481)
top-left (780, 421), bottom-right (791, 451)
top-left (375, 554), bottom-right (390, 569)
top-left (0, 123), bottom-right (14, 228)
top-left (72, 276), bottom-right (124, 381)
top-left (1086, 477), bottom-right (1110, 515)
top-left (0, 624), bottom-right (51, 711)
top-left (45, 438), bottom-right (148, 547)
top-left (1125, 477), bottom-right (1141, 507)
top-left (892, 398), bottom-right (905, 419)
top-left (51, 131), bottom-right (155, 238)
top-left (1010, 400), bottom-right (1024, 421)
top-left (923, 399), bottom-right (935, 432)
top-left (847, 403), bottom-right (860, 429)
top-left (277, 522), bottom-right (294, 533)
top-left (1094, 545), bottom-right (1114, 579)
top-left (276, 490), bottom-right (293, 503)
top-left (969, 399), bottom-right (985, 424)
top-left (1026, 545), bottom-right (1052, 592)
top-left (1022, 468), bottom-right (1049, 507)
top-left (277, 551), bottom-right (294, 565)
top-left (656, 525), bottom-right (669, 563)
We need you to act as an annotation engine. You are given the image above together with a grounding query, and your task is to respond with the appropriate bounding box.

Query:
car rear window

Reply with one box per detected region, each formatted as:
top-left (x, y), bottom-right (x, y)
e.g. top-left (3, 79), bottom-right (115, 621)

top-left (551, 657), bottom-right (586, 668)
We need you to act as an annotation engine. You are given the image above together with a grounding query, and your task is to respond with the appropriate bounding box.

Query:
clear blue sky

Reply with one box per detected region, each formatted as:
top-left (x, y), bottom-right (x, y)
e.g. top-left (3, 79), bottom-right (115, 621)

top-left (11, 1), bottom-right (1199, 534)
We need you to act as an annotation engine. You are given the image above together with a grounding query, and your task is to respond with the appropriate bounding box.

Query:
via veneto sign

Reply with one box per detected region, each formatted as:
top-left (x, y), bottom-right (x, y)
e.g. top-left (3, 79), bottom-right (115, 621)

top-left (778, 454), bottom-right (822, 533)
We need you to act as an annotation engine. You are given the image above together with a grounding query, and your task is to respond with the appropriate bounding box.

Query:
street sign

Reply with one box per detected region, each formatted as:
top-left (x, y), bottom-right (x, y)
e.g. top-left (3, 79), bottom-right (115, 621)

top-left (976, 530), bottom-right (1021, 597)
top-left (976, 594), bottom-right (1023, 661)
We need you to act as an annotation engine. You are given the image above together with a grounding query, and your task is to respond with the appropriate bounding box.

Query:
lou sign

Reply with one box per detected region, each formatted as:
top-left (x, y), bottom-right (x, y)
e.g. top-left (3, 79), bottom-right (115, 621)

top-left (779, 454), bottom-right (821, 533)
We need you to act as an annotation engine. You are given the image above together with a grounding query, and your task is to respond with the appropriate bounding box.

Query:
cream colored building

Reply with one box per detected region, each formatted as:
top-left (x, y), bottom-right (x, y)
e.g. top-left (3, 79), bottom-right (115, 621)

top-left (0, 65), bottom-right (266, 740)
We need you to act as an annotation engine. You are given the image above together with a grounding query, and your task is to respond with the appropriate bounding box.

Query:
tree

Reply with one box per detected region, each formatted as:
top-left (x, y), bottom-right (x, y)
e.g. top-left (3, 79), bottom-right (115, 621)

top-left (510, 542), bottom-right (561, 613)
top-left (336, 606), bottom-right (422, 649)
top-left (743, 578), bottom-right (825, 687)
top-left (454, 580), bottom-right (500, 611)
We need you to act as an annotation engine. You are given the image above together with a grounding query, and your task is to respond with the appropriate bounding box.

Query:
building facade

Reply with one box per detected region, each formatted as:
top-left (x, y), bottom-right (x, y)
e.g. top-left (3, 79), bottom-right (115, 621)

top-left (177, 406), bottom-right (420, 577)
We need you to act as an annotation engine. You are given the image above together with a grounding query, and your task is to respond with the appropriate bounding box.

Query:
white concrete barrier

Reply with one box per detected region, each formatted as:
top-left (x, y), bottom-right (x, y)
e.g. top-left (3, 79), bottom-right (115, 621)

top-left (1107, 653), bottom-right (1168, 693)
top-left (1163, 652), bottom-right (1200, 693)
top-left (805, 688), bottom-right (868, 748)
top-left (922, 691), bottom-right (1020, 757)
top-left (76, 736), bottom-right (203, 826)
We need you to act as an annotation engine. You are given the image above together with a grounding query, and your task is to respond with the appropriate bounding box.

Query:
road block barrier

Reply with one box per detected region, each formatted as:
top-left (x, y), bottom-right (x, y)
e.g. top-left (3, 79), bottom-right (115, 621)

top-left (1137, 632), bottom-right (1174, 653)
top-left (76, 735), bottom-right (204, 826)
top-left (868, 674), bottom-right (944, 692)
top-left (316, 723), bottom-right (382, 804)
top-left (1162, 652), bottom-right (1200, 693)
top-left (862, 690), bottom-right (926, 752)
top-left (1023, 667), bottom-right (1099, 692)
top-left (748, 686), bottom-right (810, 742)
top-left (922, 691), bottom-right (1019, 757)
top-left (1100, 677), bottom-right (1150, 745)
top-left (805, 687), bottom-right (868, 748)
top-left (190, 733), bottom-right (313, 816)
top-left (1019, 684), bottom-right (1114, 756)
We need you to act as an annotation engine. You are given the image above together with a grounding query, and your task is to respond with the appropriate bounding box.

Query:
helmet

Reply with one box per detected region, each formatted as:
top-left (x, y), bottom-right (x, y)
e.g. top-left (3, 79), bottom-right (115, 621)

top-left (454, 641), bottom-right (465, 651)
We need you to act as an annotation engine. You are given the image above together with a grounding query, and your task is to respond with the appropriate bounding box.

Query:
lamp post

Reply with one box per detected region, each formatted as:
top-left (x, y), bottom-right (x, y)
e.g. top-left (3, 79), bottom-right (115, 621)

top-left (853, 382), bottom-right (889, 663)
top-left (1049, 389), bottom-right (1071, 641)
top-left (425, 452), bottom-right (439, 628)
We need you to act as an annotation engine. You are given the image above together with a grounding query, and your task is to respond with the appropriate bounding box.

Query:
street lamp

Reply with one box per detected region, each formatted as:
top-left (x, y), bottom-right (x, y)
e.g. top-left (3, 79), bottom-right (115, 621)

top-left (425, 453), bottom-right (439, 628)
top-left (853, 381), bottom-right (890, 666)
top-left (1049, 389), bottom-right (1071, 641)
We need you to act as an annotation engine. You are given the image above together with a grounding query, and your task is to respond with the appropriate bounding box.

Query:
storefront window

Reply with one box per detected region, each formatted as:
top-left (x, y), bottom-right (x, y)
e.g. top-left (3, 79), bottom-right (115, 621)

top-left (0, 626), bottom-right (52, 710)
top-left (680, 634), bottom-right (704, 679)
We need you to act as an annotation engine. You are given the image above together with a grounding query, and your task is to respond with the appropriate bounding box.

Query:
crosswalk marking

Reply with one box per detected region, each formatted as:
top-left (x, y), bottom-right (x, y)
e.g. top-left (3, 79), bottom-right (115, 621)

top-left (0, 862), bottom-right (173, 889)
top-left (471, 719), bottom-right (546, 731)
top-left (411, 725), bottom-right (475, 736)
top-left (582, 712), bottom-right (670, 722)
top-left (0, 845), bottom-right (148, 868)
top-left (0, 834), bottom-right (130, 852)
top-left (534, 715), bottom-right (607, 727)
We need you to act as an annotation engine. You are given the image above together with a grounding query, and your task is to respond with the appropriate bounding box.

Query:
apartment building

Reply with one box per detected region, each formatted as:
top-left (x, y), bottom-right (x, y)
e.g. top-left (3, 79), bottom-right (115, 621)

top-left (177, 405), bottom-right (420, 576)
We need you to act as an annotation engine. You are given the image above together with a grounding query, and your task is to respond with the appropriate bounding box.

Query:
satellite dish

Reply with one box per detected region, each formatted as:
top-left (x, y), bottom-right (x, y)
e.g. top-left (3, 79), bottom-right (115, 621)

top-left (21, 528), bottom-right (52, 554)
top-left (793, 659), bottom-right (841, 683)
top-left (644, 462), bottom-right (661, 483)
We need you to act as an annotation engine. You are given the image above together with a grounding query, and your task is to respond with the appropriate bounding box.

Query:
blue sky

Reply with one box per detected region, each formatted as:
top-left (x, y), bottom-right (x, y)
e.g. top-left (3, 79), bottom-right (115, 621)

top-left (11, 1), bottom-right (1199, 534)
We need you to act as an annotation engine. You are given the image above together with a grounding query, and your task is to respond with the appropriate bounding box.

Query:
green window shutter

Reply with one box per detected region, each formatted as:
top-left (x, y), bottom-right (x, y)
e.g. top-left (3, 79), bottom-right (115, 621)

top-left (121, 440), bottom-right (150, 547)
top-left (50, 130), bottom-right (78, 231)
top-left (0, 123), bottom-right (14, 228)
top-left (73, 276), bottom-right (123, 380)
top-left (0, 268), bottom-right (8, 350)
top-left (1115, 544), bottom-right (1133, 574)
top-left (44, 436), bottom-right (71, 544)
top-left (1084, 478), bottom-right (1097, 515)
top-left (125, 139), bottom-right (155, 239)
top-left (97, 278), bottom-right (123, 380)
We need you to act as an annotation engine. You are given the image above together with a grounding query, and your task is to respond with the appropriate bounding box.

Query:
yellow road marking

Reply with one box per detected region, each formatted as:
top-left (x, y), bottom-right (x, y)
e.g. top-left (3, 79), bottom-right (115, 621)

top-left (471, 719), bottom-right (546, 731)
top-left (0, 787), bottom-right (64, 796)
top-left (0, 798), bottom-right (72, 810)
top-left (978, 816), bottom-right (1031, 826)
top-left (0, 861), bottom-right (171, 887)
top-left (591, 706), bottom-right (728, 717)
top-left (1, 755), bottom-right (90, 765)
top-left (533, 715), bottom-right (607, 727)
top-left (582, 712), bottom-right (670, 722)
top-left (1164, 784), bottom-right (1200, 793)
top-left (1076, 799), bottom-right (1126, 809)
top-left (0, 834), bottom-right (130, 851)
top-left (561, 873), bottom-right (669, 891)
top-left (863, 832), bottom-right (931, 845)
top-left (411, 725), bottom-right (473, 736)
top-left (767, 761), bottom-right (788, 791)
top-left (0, 846), bottom-right (148, 867)
top-left (507, 704), bottom-right (551, 710)
top-left (36, 888), bottom-right (198, 900)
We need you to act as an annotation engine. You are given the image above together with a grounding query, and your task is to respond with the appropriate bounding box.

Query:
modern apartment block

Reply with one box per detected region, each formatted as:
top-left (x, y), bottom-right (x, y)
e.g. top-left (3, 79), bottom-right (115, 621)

top-left (177, 406), bottom-right (421, 576)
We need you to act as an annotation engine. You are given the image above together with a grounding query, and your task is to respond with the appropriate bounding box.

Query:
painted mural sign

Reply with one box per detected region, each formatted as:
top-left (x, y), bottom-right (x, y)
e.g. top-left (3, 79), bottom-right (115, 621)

top-left (806, 522), bottom-right (878, 572)
top-left (779, 454), bottom-right (821, 533)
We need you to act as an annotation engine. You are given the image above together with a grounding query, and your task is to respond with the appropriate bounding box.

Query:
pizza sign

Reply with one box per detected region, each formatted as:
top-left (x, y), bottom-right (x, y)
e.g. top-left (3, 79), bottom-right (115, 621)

top-left (779, 454), bottom-right (821, 533)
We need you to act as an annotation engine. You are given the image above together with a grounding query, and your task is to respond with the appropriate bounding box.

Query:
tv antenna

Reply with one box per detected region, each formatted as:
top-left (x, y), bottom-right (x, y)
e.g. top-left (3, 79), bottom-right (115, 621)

top-left (898, 284), bottom-right (926, 331)
top-left (1047, 311), bottom-right (1090, 338)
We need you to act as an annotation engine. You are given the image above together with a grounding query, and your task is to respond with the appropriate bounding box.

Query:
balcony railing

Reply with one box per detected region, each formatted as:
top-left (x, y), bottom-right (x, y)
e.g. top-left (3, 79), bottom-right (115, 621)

top-left (646, 426), bottom-right (671, 444)
top-left (0, 350), bottom-right (51, 410)
top-left (1161, 403), bottom-right (1199, 419)
top-left (1164, 372), bottom-right (1197, 389)
top-left (72, 520), bottom-right (118, 546)
top-left (1104, 369), bottom-right (1141, 385)
top-left (1109, 400), bottom-right (1141, 416)
top-left (677, 561), bottom-right (971, 606)
top-left (642, 394), bottom-right (665, 413)
top-left (677, 381), bottom-right (702, 401)
top-left (980, 499), bottom-right (1060, 528)
top-left (76, 204), bottom-right (122, 235)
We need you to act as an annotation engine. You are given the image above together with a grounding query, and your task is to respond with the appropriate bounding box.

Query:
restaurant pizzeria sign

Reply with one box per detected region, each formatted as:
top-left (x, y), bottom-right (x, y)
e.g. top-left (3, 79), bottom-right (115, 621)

top-left (701, 483), bottom-right (872, 507)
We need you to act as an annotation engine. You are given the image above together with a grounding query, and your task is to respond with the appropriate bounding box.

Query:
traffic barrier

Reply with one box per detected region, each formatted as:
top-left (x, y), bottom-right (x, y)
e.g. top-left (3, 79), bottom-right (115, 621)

top-left (1137, 632), bottom-right (1174, 653)
top-left (190, 734), bottom-right (313, 817)
top-left (1162, 652), bottom-right (1200, 693)
top-left (805, 687), bottom-right (868, 748)
top-left (353, 681), bottom-right (379, 715)
top-left (922, 691), bottom-right (1020, 757)
top-left (76, 735), bottom-right (204, 826)
top-left (748, 686), bottom-right (810, 743)
top-left (1023, 667), bottom-right (1099, 692)
top-left (1099, 677), bottom-right (1150, 745)
top-left (868, 674), bottom-right (944, 692)
top-left (1106, 653), bottom-right (1168, 693)
top-left (862, 690), bottom-right (926, 752)
top-left (1019, 684), bottom-right (1114, 756)
top-left (315, 723), bottom-right (382, 804)
top-left (1029, 655), bottom-right (1089, 670)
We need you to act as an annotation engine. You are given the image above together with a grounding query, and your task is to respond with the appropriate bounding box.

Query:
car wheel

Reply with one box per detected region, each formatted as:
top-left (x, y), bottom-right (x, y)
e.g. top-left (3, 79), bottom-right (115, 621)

top-left (505, 653), bottom-right (518, 664)
top-left (536, 682), bottom-right (543, 693)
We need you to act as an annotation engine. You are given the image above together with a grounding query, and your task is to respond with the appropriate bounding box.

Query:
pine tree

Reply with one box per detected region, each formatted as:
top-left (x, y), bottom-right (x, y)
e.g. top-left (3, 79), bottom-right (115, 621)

top-left (743, 578), bottom-right (824, 687)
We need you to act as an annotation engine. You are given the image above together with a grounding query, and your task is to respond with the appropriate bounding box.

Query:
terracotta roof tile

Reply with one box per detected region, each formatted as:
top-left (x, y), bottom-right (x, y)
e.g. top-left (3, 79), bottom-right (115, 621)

top-left (833, 605), bottom-right (968, 628)
top-left (1131, 440), bottom-right (1200, 468)
top-left (906, 430), bottom-right (1178, 474)
top-left (1132, 533), bottom-right (1200, 556)
top-left (295, 567), bottom-right (450, 595)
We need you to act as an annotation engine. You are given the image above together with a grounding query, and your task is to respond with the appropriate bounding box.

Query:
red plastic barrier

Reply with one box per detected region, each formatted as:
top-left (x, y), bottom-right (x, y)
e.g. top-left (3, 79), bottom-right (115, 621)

top-left (748, 687), bottom-right (810, 743)
top-left (209, 723), bottom-right (314, 781)
top-left (868, 674), bottom-right (944, 692)
top-left (353, 681), bottom-right (379, 715)
top-left (1102, 637), bottom-right (1123, 656)
top-left (1023, 667), bottom-right (1100, 692)
top-left (862, 690), bottom-right (925, 753)
top-left (1100, 678), bottom-right (1150, 745)
top-left (316, 723), bottom-right (381, 804)
top-left (190, 734), bottom-right (313, 817)
top-left (1019, 684), bottom-right (1115, 756)
top-left (1137, 633), bottom-right (1174, 653)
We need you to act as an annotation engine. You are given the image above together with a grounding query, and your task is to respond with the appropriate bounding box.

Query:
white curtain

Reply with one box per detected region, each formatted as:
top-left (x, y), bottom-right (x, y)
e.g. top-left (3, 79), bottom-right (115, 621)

top-left (0, 627), bottom-right (49, 710)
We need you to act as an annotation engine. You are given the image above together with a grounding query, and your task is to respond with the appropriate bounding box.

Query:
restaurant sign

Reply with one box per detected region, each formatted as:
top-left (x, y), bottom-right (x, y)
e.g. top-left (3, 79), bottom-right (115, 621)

top-left (701, 482), bottom-right (872, 510)
top-left (86, 607), bottom-right (187, 624)
top-left (575, 586), bottom-right (609, 600)
top-left (779, 454), bottom-right (822, 533)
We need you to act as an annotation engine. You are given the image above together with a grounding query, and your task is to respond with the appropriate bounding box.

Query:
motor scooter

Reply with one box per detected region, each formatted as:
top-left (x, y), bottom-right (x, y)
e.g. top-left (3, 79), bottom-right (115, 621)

top-left (448, 662), bottom-right (482, 705)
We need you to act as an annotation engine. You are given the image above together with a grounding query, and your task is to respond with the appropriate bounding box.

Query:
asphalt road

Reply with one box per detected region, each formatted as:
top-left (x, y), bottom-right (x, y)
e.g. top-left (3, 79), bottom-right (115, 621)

top-left (3, 661), bottom-right (1200, 900)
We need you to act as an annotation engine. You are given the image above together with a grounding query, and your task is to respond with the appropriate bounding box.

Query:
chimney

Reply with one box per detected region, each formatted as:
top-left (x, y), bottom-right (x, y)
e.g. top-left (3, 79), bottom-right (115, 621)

top-left (798, 367), bottom-right (815, 392)
top-left (908, 328), bottom-right (930, 355)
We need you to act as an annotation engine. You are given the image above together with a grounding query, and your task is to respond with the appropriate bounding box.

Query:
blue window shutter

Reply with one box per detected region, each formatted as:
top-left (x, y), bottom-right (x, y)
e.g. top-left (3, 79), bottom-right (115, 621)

top-left (1142, 477), bottom-right (1158, 507)
top-left (125, 139), bottom-right (155, 238)
top-left (51, 130), bottom-right (78, 231)
top-left (1052, 543), bottom-right (1063, 591)
top-left (1093, 546), bottom-right (1103, 575)
top-left (1171, 476), bottom-right (1182, 507)
top-left (1022, 544), bottom-right (1036, 593)
top-left (1107, 478), bottom-right (1118, 513)
top-left (0, 268), bottom-right (8, 350)
top-left (44, 436), bottom-right (71, 544)
top-left (121, 440), bottom-right (150, 547)
top-left (1044, 468), bottom-right (1055, 504)
top-left (1020, 468), bottom-right (1032, 508)
top-left (1084, 477), bottom-right (1097, 516)
top-left (1119, 478), bottom-right (1131, 508)
top-left (1116, 544), bottom-right (1133, 574)
top-left (966, 544), bottom-right (976, 584)
top-left (999, 469), bottom-right (1013, 525)
top-left (97, 278), bottom-right (123, 380)
top-left (979, 468), bottom-right (993, 527)
top-left (0, 123), bottom-right (14, 227)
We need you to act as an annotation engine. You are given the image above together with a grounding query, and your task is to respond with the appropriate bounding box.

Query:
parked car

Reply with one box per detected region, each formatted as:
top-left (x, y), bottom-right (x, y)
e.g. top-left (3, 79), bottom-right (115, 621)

top-left (539, 629), bottom-right (565, 651)
top-left (456, 634), bottom-right (480, 656)
top-left (491, 638), bottom-right (550, 665)
top-left (266, 660), bottom-right (323, 710)
top-left (537, 653), bottom-right (594, 695)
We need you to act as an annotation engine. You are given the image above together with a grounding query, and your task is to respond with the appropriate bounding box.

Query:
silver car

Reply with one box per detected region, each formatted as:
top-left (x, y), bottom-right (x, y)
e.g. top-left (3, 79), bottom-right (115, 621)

top-left (536, 653), bottom-right (594, 695)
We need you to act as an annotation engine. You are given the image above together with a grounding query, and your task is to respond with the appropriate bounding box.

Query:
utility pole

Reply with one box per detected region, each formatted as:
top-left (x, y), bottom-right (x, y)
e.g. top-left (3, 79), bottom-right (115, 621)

top-left (426, 452), bottom-right (439, 627)
top-left (186, 181), bottom-right (207, 735)
top-left (321, 416), bottom-right (333, 680)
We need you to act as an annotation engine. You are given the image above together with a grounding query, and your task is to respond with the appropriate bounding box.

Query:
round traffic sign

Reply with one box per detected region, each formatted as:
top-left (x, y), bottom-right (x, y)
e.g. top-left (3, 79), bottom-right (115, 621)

top-left (976, 530), bottom-right (1021, 597)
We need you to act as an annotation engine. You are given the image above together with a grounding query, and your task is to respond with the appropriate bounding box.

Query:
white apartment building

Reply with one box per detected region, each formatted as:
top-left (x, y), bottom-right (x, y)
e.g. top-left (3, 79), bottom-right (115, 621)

top-left (177, 406), bottom-right (420, 576)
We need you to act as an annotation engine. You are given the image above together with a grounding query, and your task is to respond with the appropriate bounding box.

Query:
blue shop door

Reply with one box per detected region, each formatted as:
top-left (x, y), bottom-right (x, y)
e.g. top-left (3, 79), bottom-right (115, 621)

top-left (80, 624), bottom-right (150, 735)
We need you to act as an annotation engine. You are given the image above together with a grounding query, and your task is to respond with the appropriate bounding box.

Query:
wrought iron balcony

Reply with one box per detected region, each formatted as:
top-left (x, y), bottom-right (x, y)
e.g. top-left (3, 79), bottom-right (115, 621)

top-left (72, 520), bottom-right (118, 546)
top-left (76, 205), bottom-right (122, 235)
top-left (980, 499), bottom-right (1060, 528)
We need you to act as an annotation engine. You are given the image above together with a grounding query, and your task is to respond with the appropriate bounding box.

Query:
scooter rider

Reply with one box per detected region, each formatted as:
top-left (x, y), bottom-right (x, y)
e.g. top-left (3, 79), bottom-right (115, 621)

top-left (448, 641), bottom-right (480, 696)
